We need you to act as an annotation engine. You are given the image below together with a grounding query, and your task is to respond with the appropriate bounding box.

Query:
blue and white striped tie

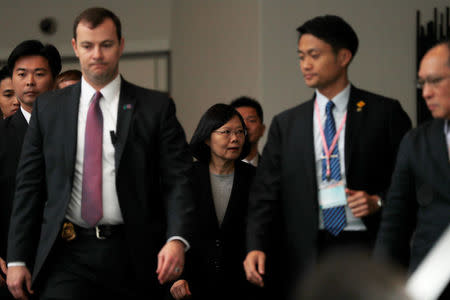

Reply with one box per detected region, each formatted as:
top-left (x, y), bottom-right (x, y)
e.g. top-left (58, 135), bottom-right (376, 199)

top-left (322, 101), bottom-right (346, 236)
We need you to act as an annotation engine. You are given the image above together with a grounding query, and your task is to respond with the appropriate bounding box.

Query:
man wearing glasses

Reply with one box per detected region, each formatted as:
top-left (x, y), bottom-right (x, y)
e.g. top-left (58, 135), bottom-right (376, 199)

top-left (375, 39), bottom-right (450, 299)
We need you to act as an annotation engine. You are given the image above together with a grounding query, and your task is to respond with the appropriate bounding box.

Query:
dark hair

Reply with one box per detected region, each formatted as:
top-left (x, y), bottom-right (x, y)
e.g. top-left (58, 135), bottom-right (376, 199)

top-left (296, 248), bottom-right (410, 300)
top-left (55, 69), bottom-right (82, 89)
top-left (7, 40), bottom-right (61, 79)
top-left (297, 15), bottom-right (359, 59)
top-left (190, 103), bottom-right (251, 163)
top-left (0, 65), bottom-right (12, 119)
top-left (230, 96), bottom-right (264, 122)
top-left (0, 65), bottom-right (11, 82)
top-left (73, 7), bottom-right (122, 41)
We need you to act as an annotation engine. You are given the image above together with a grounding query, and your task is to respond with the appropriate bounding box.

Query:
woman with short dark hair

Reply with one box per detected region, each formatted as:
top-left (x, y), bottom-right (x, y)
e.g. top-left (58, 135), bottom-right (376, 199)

top-left (170, 103), bottom-right (259, 300)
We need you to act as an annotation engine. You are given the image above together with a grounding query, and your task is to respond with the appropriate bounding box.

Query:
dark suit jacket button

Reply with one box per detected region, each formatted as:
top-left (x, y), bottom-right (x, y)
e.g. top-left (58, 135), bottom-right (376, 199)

top-left (215, 263), bottom-right (222, 271)
top-left (215, 239), bottom-right (222, 247)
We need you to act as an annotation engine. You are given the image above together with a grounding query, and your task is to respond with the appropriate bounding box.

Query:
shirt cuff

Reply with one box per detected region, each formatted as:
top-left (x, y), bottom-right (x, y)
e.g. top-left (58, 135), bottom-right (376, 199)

top-left (7, 262), bottom-right (26, 267)
top-left (167, 236), bottom-right (190, 252)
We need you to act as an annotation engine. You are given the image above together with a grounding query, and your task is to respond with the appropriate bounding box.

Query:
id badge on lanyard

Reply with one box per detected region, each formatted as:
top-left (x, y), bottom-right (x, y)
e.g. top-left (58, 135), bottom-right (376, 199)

top-left (315, 100), bottom-right (347, 209)
top-left (318, 181), bottom-right (347, 209)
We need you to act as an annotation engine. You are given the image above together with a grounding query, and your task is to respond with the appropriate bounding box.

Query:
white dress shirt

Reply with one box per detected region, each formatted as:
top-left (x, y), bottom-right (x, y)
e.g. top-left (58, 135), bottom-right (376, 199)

top-left (65, 75), bottom-right (123, 227)
top-left (313, 84), bottom-right (366, 231)
top-left (21, 106), bottom-right (31, 124)
top-left (242, 153), bottom-right (259, 167)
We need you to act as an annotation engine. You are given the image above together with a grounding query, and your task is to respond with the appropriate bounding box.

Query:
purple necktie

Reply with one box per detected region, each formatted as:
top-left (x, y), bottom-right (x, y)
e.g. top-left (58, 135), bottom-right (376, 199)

top-left (81, 91), bottom-right (103, 227)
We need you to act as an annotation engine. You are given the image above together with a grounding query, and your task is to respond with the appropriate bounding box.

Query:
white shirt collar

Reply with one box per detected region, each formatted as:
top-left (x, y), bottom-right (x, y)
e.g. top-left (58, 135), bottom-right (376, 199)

top-left (80, 74), bottom-right (121, 106)
top-left (20, 106), bottom-right (31, 124)
top-left (242, 154), bottom-right (259, 167)
top-left (315, 83), bottom-right (351, 113)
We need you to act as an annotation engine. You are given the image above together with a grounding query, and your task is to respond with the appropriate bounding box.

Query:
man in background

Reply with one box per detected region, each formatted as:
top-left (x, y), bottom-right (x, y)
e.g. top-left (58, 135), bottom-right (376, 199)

top-left (375, 39), bottom-right (450, 300)
top-left (54, 69), bottom-right (82, 90)
top-left (0, 39), bottom-right (61, 300)
top-left (230, 96), bottom-right (265, 166)
top-left (0, 66), bottom-right (18, 119)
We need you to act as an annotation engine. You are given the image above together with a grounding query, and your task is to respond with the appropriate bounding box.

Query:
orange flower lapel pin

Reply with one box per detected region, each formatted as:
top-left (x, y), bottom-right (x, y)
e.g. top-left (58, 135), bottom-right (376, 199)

top-left (356, 100), bottom-right (366, 112)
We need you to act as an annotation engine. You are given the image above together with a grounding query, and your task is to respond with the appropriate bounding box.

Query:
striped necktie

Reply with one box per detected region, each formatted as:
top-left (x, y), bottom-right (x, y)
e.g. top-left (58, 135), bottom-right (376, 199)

top-left (322, 101), bottom-right (346, 236)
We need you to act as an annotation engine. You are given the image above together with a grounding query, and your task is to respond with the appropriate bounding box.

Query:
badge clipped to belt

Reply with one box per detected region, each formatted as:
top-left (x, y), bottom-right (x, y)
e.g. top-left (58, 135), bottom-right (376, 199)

top-left (61, 222), bottom-right (76, 241)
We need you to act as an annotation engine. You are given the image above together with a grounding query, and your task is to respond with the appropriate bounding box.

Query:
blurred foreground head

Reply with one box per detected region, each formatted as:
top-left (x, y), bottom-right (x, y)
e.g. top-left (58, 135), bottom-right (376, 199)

top-left (296, 248), bottom-right (411, 300)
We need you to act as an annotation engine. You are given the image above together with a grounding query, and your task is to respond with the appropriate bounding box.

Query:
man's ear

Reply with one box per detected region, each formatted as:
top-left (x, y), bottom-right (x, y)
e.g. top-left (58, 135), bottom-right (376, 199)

top-left (119, 37), bottom-right (125, 56)
top-left (338, 48), bottom-right (352, 67)
top-left (71, 38), bottom-right (79, 58)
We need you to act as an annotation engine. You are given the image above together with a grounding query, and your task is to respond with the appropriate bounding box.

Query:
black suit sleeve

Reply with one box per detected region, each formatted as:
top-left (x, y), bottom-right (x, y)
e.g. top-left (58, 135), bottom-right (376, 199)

top-left (361, 99), bottom-right (412, 233)
top-left (385, 100), bottom-right (412, 191)
top-left (247, 115), bottom-right (282, 252)
top-left (374, 132), bottom-right (417, 267)
top-left (158, 98), bottom-right (195, 242)
top-left (7, 105), bottom-right (46, 265)
top-left (0, 121), bottom-right (10, 259)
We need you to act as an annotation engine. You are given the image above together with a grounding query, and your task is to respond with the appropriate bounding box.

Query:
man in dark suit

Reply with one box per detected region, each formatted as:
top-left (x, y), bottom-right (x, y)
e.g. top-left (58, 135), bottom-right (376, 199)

top-left (6, 7), bottom-right (195, 300)
top-left (243, 15), bottom-right (411, 299)
top-left (230, 96), bottom-right (266, 167)
top-left (0, 66), bottom-right (19, 120)
top-left (374, 40), bottom-right (450, 299)
top-left (0, 40), bottom-right (61, 299)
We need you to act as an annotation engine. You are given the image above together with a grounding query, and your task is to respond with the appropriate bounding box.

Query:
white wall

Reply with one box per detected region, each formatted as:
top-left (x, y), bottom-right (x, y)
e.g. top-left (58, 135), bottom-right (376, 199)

top-left (172, 0), bottom-right (448, 148)
top-left (171, 0), bottom-right (261, 141)
top-left (260, 0), bottom-right (449, 151)
top-left (0, 1), bottom-right (171, 59)
top-left (1, 1), bottom-right (448, 147)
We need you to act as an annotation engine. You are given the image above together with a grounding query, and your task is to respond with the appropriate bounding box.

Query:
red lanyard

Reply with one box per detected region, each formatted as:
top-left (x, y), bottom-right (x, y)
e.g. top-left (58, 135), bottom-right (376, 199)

top-left (315, 100), bottom-right (347, 179)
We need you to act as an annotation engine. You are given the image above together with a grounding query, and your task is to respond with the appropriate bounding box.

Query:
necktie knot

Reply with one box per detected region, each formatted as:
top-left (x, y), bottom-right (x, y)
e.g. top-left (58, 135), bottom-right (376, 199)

top-left (92, 91), bottom-right (102, 106)
top-left (326, 100), bottom-right (335, 114)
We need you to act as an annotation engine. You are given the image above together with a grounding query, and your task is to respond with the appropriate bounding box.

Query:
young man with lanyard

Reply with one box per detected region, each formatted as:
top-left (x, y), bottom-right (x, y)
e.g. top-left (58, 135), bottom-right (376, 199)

top-left (243, 15), bottom-right (412, 299)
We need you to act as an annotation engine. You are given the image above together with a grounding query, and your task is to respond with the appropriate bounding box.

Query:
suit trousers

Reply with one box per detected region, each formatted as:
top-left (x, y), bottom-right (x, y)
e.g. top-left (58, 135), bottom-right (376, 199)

top-left (317, 230), bottom-right (373, 259)
top-left (36, 226), bottom-right (143, 300)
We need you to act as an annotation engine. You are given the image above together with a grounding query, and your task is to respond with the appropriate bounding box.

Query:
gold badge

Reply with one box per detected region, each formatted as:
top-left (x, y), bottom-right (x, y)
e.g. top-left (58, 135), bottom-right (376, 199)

top-left (61, 222), bottom-right (76, 241)
top-left (356, 100), bottom-right (366, 112)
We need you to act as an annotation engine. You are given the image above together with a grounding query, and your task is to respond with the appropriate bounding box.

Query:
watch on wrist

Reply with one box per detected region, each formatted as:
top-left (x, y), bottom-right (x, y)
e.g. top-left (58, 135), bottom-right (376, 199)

top-left (377, 197), bottom-right (383, 208)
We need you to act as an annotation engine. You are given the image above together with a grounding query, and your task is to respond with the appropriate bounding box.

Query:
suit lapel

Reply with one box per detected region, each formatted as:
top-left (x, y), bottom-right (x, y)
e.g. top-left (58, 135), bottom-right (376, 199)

top-left (430, 119), bottom-right (450, 175)
top-left (63, 84), bottom-right (81, 183)
top-left (344, 85), bottom-right (365, 173)
top-left (11, 109), bottom-right (28, 147)
top-left (200, 164), bottom-right (221, 231)
top-left (418, 119), bottom-right (450, 199)
top-left (221, 165), bottom-right (242, 230)
top-left (115, 79), bottom-right (136, 170)
top-left (301, 98), bottom-right (317, 192)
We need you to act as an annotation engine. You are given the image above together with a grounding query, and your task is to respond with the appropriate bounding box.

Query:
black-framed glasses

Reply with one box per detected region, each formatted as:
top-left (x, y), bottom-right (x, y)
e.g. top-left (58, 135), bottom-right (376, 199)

top-left (416, 75), bottom-right (450, 89)
top-left (213, 129), bottom-right (246, 138)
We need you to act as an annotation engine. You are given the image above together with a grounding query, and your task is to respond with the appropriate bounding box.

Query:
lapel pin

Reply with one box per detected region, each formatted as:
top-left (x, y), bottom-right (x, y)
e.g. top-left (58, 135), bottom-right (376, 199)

top-left (356, 100), bottom-right (366, 112)
top-left (123, 104), bottom-right (133, 110)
